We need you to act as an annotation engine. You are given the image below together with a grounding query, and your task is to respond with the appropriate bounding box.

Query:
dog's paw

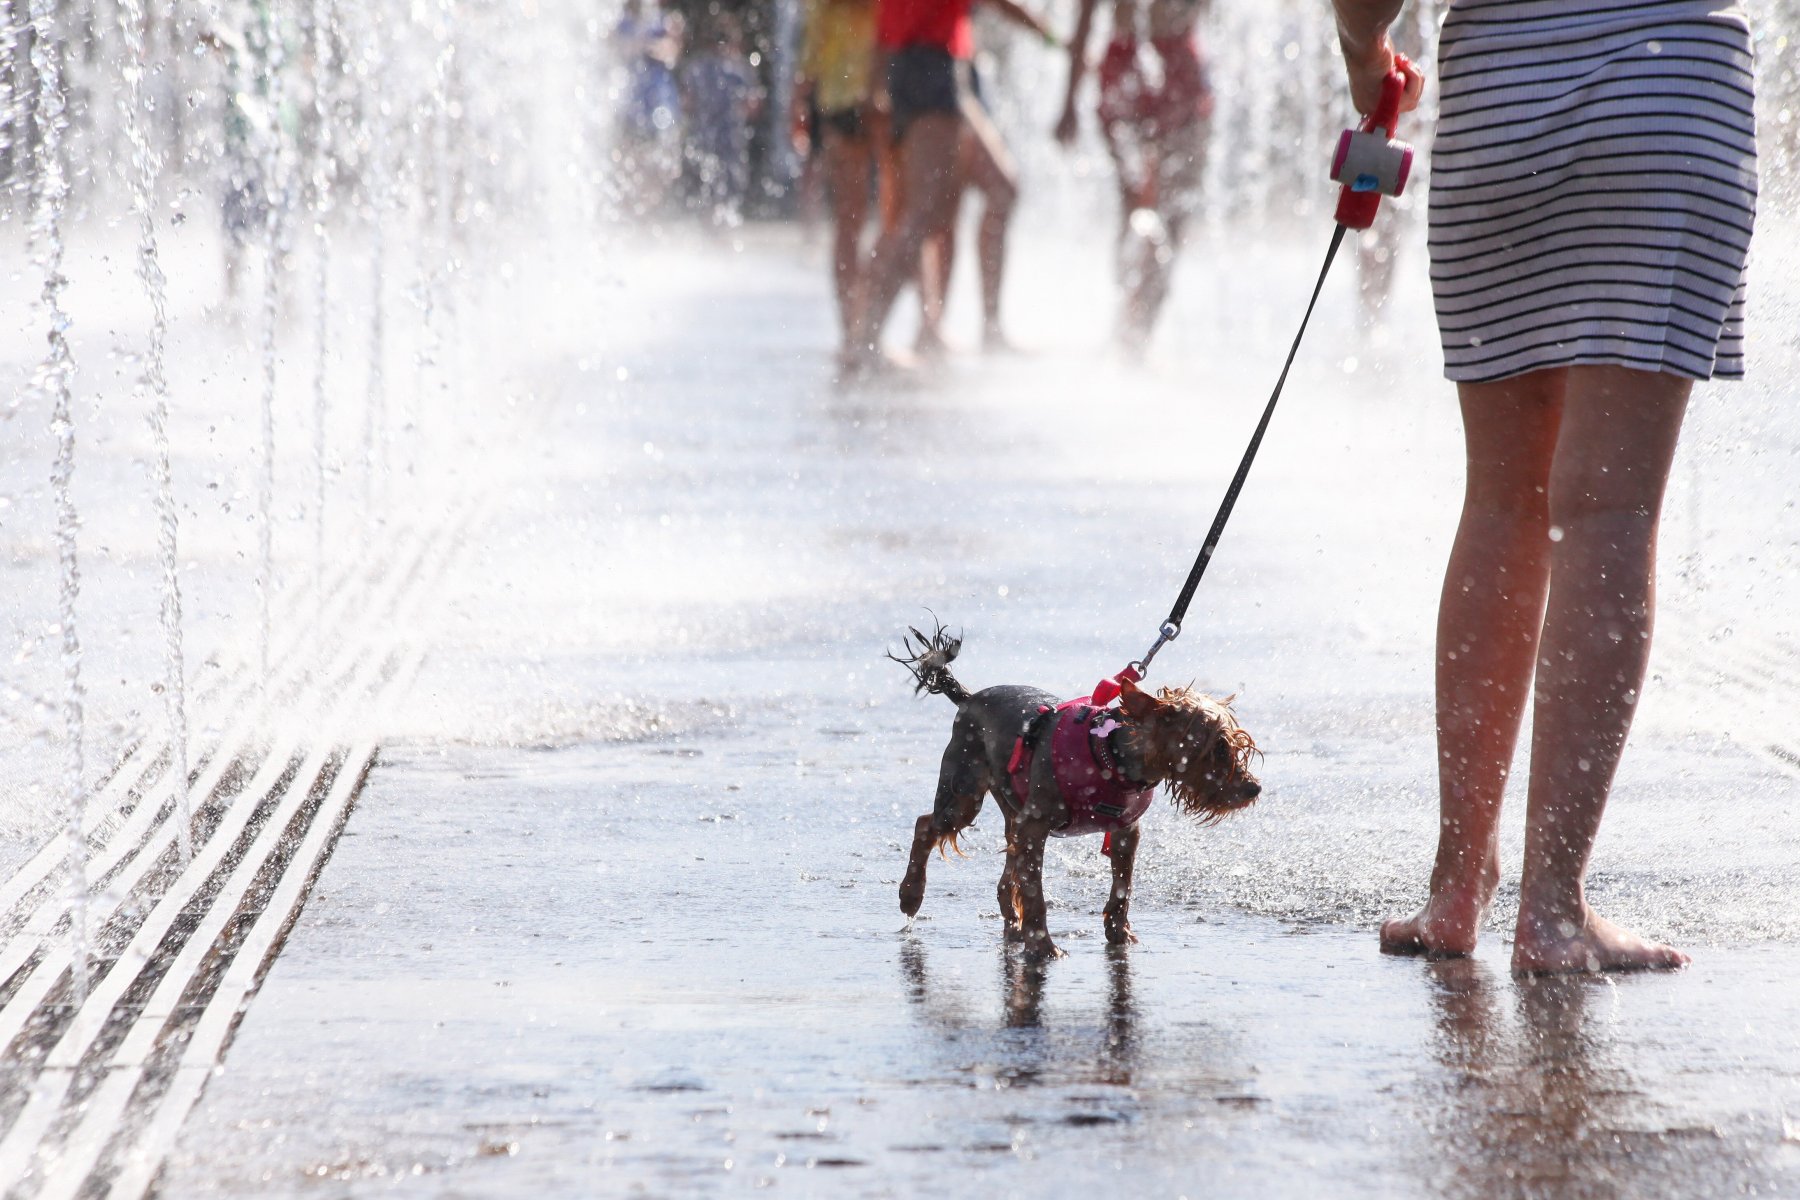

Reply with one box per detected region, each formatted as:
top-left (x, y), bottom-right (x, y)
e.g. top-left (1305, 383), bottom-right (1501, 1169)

top-left (1104, 918), bottom-right (1138, 946)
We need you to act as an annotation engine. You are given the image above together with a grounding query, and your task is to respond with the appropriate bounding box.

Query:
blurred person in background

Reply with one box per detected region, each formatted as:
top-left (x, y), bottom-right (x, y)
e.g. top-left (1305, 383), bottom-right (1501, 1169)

top-left (201, 17), bottom-right (276, 308)
top-left (847, 0), bottom-right (1059, 373)
top-left (909, 62), bottom-right (1004, 361)
top-left (682, 11), bottom-right (763, 226)
top-left (611, 0), bottom-right (686, 216)
top-left (1055, 0), bottom-right (1213, 354)
top-left (798, 0), bottom-right (882, 363)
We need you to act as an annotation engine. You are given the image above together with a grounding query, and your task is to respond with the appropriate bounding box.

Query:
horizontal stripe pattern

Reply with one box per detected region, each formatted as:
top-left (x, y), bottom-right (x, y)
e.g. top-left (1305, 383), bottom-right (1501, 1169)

top-left (1428, 0), bottom-right (1758, 383)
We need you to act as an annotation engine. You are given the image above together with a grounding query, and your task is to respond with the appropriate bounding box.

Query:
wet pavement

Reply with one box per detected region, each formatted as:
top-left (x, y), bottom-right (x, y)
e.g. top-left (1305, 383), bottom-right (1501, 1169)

top-left (156, 227), bottom-right (1800, 1196)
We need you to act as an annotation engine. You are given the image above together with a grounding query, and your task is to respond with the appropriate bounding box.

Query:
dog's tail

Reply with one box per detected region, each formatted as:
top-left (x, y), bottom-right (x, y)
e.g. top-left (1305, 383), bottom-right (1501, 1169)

top-left (887, 618), bottom-right (971, 705)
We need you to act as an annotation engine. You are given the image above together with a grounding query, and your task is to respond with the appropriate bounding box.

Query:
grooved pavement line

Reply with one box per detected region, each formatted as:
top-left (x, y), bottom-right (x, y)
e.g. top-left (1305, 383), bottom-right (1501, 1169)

top-left (0, 502), bottom-right (479, 1197)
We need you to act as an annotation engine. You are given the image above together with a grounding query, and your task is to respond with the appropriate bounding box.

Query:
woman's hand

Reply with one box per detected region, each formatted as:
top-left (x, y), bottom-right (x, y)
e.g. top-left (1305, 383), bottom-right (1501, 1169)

top-left (1340, 29), bottom-right (1424, 117)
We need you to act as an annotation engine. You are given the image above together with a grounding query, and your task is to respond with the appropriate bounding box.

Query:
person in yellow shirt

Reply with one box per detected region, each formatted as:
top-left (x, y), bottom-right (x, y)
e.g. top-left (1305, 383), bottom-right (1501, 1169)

top-left (799, 0), bottom-right (880, 366)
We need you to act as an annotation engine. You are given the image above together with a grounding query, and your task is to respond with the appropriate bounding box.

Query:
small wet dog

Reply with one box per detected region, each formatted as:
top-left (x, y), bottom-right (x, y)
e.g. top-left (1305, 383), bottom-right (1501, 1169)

top-left (892, 622), bottom-right (1261, 958)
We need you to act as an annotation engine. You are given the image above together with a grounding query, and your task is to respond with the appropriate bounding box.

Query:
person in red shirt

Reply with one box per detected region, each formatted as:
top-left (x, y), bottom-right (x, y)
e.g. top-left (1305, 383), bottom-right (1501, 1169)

top-left (1054, 0), bottom-right (1215, 354)
top-left (848, 0), bottom-right (1058, 371)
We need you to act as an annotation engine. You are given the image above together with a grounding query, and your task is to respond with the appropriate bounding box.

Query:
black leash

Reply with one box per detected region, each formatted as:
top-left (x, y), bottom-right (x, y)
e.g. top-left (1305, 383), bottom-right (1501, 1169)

top-left (1098, 64), bottom-right (1412, 695)
top-left (1128, 221), bottom-right (1350, 678)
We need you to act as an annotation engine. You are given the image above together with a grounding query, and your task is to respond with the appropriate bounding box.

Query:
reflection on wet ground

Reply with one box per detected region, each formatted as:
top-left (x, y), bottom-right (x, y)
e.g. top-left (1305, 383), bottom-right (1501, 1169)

top-left (897, 937), bottom-right (1143, 1092)
top-left (159, 732), bottom-right (1800, 1198)
top-left (1415, 961), bottom-right (1797, 1200)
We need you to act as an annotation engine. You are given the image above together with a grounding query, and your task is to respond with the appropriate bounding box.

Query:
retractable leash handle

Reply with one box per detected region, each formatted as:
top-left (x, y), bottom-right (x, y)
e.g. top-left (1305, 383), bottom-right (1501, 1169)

top-left (1331, 61), bottom-right (1415, 230)
top-left (1091, 60), bottom-right (1416, 709)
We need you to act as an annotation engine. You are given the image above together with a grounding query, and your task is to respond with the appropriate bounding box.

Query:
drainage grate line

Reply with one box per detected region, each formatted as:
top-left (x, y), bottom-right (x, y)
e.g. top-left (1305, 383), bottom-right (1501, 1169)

top-left (0, 502), bottom-right (482, 1199)
top-left (0, 640), bottom-right (423, 1188)
top-left (0, 543), bottom-right (395, 938)
top-left (0, 530), bottom-right (429, 963)
top-left (0, 524), bottom-right (438, 1049)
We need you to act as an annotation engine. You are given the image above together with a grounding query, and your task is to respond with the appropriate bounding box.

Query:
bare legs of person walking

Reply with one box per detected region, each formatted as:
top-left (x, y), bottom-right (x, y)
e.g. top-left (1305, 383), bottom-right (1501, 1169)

top-left (913, 117), bottom-right (1018, 356)
top-left (959, 105), bottom-right (1019, 349)
top-left (822, 125), bottom-right (876, 368)
top-left (1382, 363), bottom-right (1693, 974)
top-left (855, 97), bottom-right (1017, 363)
top-left (854, 111), bottom-right (962, 366)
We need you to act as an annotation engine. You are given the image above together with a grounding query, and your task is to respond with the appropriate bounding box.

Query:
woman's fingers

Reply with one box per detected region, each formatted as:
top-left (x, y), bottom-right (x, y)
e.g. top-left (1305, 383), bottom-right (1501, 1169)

top-left (1396, 53), bottom-right (1427, 114)
top-left (1347, 39), bottom-right (1427, 117)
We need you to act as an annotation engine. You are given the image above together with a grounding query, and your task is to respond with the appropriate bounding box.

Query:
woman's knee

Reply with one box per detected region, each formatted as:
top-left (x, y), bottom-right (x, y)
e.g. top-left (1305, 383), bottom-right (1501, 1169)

top-left (1547, 368), bottom-right (1692, 528)
top-left (1455, 374), bottom-right (1563, 518)
top-left (1545, 472), bottom-right (1662, 534)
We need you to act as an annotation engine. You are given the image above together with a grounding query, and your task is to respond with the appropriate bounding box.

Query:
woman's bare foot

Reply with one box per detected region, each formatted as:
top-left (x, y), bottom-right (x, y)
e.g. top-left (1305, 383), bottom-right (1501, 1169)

top-left (1380, 875), bottom-right (1495, 957)
top-left (1512, 906), bottom-right (1688, 974)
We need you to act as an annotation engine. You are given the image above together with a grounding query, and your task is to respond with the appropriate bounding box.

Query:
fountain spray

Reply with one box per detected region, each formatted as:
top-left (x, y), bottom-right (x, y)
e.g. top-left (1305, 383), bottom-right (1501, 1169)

top-left (0, 6), bottom-right (19, 176)
top-left (358, 5), bottom-right (391, 528)
top-left (253, 0), bottom-right (291, 683)
top-left (408, 0), bottom-right (458, 477)
top-left (310, 0), bottom-right (337, 607)
top-left (119, 0), bottom-right (195, 862)
top-left (27, 0), bottom-right (90, 1003)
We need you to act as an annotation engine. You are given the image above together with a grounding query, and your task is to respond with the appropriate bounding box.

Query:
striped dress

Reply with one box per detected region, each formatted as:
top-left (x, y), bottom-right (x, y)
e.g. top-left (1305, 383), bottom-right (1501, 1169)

top-left (1428, 0), bottom-right (1758, 383)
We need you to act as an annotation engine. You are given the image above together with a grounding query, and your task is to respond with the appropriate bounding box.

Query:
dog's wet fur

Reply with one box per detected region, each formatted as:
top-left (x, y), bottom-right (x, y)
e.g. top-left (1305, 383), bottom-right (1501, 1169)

top-left (891, 622), bottom-right (1260, 958)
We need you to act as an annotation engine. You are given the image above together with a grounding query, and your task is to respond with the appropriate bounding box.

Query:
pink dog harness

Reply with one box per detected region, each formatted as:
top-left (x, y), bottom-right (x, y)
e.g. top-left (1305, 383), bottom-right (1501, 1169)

top-left (1007, 697), bottom-right (1154, 844)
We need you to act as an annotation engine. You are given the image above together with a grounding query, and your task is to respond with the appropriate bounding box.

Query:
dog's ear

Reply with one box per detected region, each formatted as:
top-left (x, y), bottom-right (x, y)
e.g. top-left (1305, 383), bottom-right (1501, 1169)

top-left (1118, 676), bottom-right (1158, 720)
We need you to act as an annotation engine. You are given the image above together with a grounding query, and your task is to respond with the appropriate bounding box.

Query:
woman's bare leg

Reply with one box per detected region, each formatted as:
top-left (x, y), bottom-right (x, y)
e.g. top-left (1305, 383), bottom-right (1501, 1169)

top-left (855, 112), bottom-right (963, 359)
top-left (1512, 365), bottom-right (1692, 973)
top-left (1382, 369), bottom-right (1565, 955)
top-left (824, 130), bottom-right (874, 357)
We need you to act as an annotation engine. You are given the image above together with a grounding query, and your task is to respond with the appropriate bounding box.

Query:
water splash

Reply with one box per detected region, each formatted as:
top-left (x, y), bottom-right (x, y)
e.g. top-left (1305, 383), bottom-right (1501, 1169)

top-left (432, 0), bottom-right (463, 433)
top-left (310, 0), bottom-right (337, 602)
top-left (0, 5), bottom-right (21, 189)
top-left (118, 0), bottom-right (194, 861)
top-left (364, 174), bottom-right (389, 525)
top-left (356, 4), bottom-right (391, 526)
top-left (27, 0), bottom-right (89, 1002)
top-left (408, 0), bottom-right (458, 473)
top-left (252, 0), bottom-right (292, 681)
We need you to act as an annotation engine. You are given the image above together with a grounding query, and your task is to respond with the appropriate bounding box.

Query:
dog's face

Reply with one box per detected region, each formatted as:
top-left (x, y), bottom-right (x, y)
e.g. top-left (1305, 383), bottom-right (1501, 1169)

top-left (1119, 680), bottom-right (1261, 821)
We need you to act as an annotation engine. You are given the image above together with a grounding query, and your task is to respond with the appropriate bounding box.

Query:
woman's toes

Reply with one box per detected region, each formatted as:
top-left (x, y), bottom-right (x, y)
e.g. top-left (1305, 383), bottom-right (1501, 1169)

top-left (1379, 917), bottom-right (1428, 953)
top-left (1511, 908), bottom-right (1687, 974)
top-left (1380, 902), bottom-right (1480, 957)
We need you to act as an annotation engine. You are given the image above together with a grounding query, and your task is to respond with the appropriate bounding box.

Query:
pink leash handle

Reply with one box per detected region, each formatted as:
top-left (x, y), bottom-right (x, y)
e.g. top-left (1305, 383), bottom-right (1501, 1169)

top-left (1332, 58), bottom-right (1415, 231)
